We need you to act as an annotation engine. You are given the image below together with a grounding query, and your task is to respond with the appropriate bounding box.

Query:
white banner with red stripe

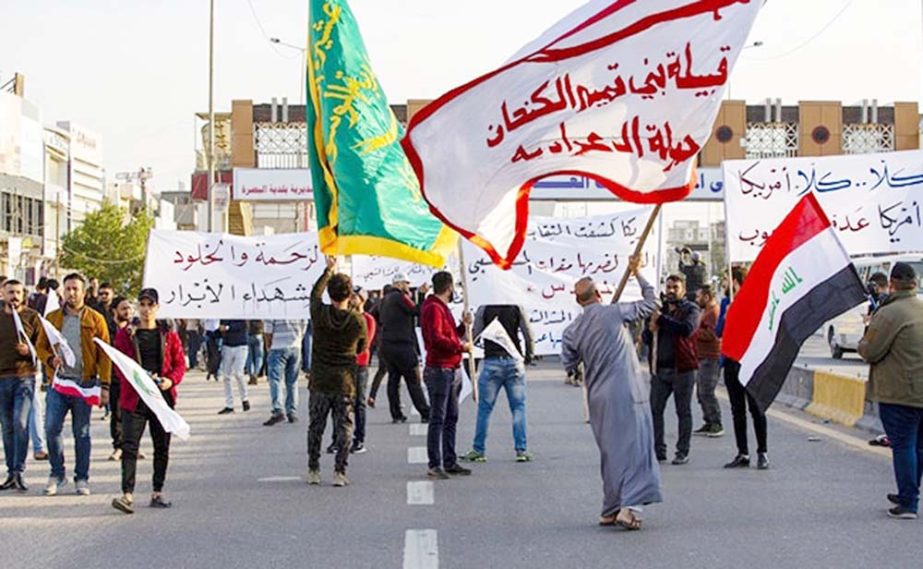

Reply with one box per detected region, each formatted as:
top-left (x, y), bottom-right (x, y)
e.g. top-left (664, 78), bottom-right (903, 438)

top-left (51, 375), bottom-right (101, 407)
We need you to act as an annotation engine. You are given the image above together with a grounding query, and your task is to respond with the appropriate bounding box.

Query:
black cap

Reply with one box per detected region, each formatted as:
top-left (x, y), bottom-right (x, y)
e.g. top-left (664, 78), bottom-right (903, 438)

top-left (138, 288), bottom-right (159, 304)
top-left (891, 262), bottom-right (917, 282)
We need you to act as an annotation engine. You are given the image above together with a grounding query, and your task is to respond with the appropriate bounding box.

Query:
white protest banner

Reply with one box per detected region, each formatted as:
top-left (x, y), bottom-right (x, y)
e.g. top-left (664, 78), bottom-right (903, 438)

top-left (476, 318), bottom-right (525, 362)
top-left (532, 167), bottom-right (725, 201)
top-left (11, 309), bottom-right (37, 367)
top-left (724, 149), bottom-right (923, 262)
top-left (143, 230), bottom-right (325, 319)
top-left (403, 0), bottom-right (761, 268)
top-left (37, 314), bottom-right (76, 367)
top-left (232, 168), bottom-right (312, 201)
top-left (95, 339), bottom-right (190, 440)
top-left (351, 257), bottom-right (439, 291)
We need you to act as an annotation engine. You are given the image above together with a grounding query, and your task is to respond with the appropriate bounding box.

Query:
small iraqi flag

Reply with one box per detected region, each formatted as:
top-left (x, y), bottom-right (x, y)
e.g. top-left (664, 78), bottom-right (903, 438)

top-left (721, 193), bottom-right (866, 412)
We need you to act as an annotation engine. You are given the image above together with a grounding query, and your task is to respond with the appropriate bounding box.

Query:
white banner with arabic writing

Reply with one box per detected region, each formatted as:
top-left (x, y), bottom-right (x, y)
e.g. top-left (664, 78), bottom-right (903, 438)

top-left (724, 150), bottom-right (923, 262)
top-left (403, 0), bottom-right (760, 269)
top-left (354, 209), bottom-right (658, 355)
top-left (143, 230), bottom-right (324, 319)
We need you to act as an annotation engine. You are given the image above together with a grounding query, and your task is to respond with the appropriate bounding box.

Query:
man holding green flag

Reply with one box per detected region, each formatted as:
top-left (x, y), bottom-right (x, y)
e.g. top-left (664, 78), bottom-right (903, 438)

top-left (307, 0), bottom-right (455, 267)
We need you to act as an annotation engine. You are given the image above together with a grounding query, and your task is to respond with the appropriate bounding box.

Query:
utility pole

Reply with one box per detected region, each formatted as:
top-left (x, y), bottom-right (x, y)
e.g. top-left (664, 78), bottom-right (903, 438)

top-left (207, 0), bottom-right (216, 232)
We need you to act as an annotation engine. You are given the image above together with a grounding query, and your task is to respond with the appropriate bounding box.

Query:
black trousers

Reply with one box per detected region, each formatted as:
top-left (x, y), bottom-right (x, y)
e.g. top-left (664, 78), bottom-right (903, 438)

top-left (121, 401), bottom-right (171, 494)
top-left (381, 344), bottom-right (430, 421)
top-left (724, 360), bottom-right (768, 455)
top-left (110, 379), bottom-right (122, 450)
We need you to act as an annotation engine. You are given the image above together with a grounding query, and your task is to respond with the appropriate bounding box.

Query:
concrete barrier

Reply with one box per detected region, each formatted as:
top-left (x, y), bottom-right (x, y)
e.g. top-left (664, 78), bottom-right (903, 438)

top-left (806, 371), bottom-right (868, 427)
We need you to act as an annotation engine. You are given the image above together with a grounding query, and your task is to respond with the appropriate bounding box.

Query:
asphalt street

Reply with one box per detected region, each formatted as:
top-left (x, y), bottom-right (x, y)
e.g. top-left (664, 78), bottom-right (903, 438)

top-left (0, 360), bottom-right (917, 569)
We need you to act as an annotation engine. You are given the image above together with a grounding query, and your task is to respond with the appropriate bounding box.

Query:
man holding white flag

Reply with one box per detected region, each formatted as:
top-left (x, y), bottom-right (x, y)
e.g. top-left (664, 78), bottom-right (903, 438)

top-left (463, 305), bottom-right (535, 464)
top-left (0, 279), bottom-right (42, 492)
top-left (108, 288), bottom-right (187, 514)
top-left (35, 273), bottom-right (111, 497)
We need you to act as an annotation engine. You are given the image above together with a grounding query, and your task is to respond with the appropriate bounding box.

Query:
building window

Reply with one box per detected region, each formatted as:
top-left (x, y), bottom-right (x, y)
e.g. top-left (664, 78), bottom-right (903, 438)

top-left (744, 122), bottom-right (799, 159)
top-left (842, 123), bottom-right (894, 154)
top-left (254, 122), bottom-right (309, 168)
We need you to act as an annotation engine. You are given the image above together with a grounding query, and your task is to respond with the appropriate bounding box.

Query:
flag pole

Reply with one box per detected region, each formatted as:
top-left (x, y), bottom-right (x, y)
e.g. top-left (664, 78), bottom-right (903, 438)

top-left (456, 240), bottom-right (479, 403)
top-left (611, 204), bottom-right (662, 303)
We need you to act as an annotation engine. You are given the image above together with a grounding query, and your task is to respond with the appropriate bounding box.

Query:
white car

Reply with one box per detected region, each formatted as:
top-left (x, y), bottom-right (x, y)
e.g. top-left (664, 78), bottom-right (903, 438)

top-left (826, 255), bottom-right (923, 359)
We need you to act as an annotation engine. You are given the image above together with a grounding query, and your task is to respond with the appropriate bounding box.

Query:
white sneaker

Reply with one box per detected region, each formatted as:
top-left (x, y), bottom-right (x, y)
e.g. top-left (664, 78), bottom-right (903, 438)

top-left (333, 471), bottom-right (350, 487)
top-left (307, 470), bottom-right (321, 485)
top-left (44, 476), bottom-right (66, 496)
top-left (75, 480), bottom-right (90, 496)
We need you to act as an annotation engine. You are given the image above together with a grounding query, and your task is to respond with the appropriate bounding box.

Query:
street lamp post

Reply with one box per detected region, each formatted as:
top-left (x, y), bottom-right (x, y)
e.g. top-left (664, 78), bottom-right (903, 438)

top-left (270, 38), bottom-right (307, 107)
top-left (207, 0), bottom-right (216, 232)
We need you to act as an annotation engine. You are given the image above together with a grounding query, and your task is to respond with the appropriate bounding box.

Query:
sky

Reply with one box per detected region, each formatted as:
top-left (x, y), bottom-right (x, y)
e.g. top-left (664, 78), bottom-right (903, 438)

top-left (2, 0), bottom-right (921, 195)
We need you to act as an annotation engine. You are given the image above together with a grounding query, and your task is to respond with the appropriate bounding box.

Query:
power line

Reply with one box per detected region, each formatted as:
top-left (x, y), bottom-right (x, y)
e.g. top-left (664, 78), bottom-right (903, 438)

top-left (246, 0), bottom-right (300, 59)
top-left (744, 0), bottom-right (855, 61)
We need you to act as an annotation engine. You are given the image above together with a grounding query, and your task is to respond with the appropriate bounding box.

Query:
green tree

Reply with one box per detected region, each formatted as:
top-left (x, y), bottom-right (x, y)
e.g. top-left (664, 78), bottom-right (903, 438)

top-left (60, 201), bottom-right (155, 296)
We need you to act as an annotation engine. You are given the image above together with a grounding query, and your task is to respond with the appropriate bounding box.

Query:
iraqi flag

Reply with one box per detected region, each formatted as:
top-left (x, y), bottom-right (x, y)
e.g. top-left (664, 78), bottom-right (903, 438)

top-left (721, 193), bottom-right (866, 412)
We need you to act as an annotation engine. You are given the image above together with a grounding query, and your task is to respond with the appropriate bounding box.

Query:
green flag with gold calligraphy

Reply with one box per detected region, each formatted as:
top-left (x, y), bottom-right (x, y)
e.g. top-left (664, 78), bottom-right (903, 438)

top-left (307, 0), bottom-right (455, 266)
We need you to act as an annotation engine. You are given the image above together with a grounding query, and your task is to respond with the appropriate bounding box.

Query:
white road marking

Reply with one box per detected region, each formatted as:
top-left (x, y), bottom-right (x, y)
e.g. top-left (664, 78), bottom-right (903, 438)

top-left (408, 446), bottom-right (428, 464)
top-left (406, 481), bottom-right (434, 505)
top-left (257, 476), bottom-right (302, 483)
top-left (409, 423), bottom-right (427, 436)
top-left (404, 529), bottom-right (438, 569)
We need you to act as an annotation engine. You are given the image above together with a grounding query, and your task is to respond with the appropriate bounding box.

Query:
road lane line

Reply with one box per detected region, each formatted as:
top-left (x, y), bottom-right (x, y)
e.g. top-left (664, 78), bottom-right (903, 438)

top-left (407, 481), bottom-right (434, 505)
top-left (404, 529), bottom-right (438, 569)
top-left (257, 476), bottom-right (302, 483)
top-left (408, 446), bottom-right (428, 464)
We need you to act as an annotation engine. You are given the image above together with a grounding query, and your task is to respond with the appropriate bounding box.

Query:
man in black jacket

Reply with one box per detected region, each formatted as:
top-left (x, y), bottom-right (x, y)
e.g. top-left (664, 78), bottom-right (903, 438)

top-left (643, 274), bottom-right (700, 465)
top-left (378, 274), bottom-right (430, 423)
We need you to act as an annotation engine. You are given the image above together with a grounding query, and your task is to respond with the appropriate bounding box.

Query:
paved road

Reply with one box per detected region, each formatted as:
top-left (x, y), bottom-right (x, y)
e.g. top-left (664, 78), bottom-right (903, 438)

top-left (0, 365), bottom-right (916, 569)
top-left (796, 334), bottom-right (869, 378)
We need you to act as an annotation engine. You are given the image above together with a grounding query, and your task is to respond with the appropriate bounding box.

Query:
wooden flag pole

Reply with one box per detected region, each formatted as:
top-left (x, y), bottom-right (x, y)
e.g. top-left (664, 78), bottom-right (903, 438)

top-left (611, 204), bottom-right (662, 304)
top-left (456, 241), bottom-right (479, 403)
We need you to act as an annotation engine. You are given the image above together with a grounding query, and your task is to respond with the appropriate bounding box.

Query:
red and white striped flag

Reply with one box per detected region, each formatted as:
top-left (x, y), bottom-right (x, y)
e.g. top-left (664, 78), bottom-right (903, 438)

top-left (403, 0), bottom-right (762, 267)
top-left (721, 194), bottom-right (867, 412)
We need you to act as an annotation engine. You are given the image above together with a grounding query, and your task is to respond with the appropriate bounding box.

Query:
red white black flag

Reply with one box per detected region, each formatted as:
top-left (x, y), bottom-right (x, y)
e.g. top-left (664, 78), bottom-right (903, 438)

top-left (721, 193), bottom-right (867, 411)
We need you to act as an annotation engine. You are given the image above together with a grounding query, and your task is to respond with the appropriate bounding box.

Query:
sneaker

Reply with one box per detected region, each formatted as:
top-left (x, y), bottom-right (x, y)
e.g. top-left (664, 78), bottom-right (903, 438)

top-left (287, 414), bottom-right (298, 423)
top-left (33, 451), bottom-right (48, 461)
top-left (888, 506), bottom-right (918, 520)
top-left (888, 493), bottom-right (901, 505)
top-left (515, 451), bottom-right (534, 463)
top-left (326, 444), bottom-right (338, 455)
top-left (391, 416), bottom-right (408, 424)
top-left (248, 375), bottom-right (258, 386)
top-left (307, 470), bottom-right (321, 485)
top-left (671, 454), bottom-right (689, 465)
top-left (111, 494), bottom-right (134, 514)
top-left (45, 476), bottom-right (67, 496)
top-left (757, 452), bottom-right (770, 470)
top-left (217, 407), bottom-right (234, 415)
top-left (420, 416), bottom-right (429, 424)
top-left (13, 474), bottom-right (28, 492)
top-left (150, 494), bottom-right (173, 509)
top-left (75, 480), bottom-right (90, 496)
top-left (242, 401), bottom-right (251, 412)
top-left (109, 449), bottom-right (122, 461)
top-left (350, 442), bottom-right (367, 455)
top-left (263, 414), bottom-right (286, 427)
top-left (445, 464), bottom-right (472, 476)
top-left (333, 471), bottom-right (350, 487)
top-left (692, 425), bottom-right (712, 437)
top-left (462, 450), bottom-right (486, 463)
top-left (656, 454), bottom-right (667, 463)
top-left (706, 424), bottom-right (725, 438)
top-left (426, 467), bottom-right (450, 480)
top-left (724, 454), bottom-right (750, 468)
top-left (0, 475), bottom-right (15, 491)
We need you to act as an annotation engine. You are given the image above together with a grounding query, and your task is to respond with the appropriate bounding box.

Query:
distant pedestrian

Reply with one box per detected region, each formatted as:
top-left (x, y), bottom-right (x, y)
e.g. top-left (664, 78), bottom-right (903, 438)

top-left (421, 271), bottom-right (473, 480)
top-left (217, 320), bottom-right (249, 414)
top-left (306, 257), bottom-right (367, 487)
top-left (107, 296), bottom-right (135, 462)
top-left (350, 287), bottom-right (375, 454)
top-left (692, 285), bottom-right (723, 438)
top-left (262, 319), bottom-right (306, 426)
top-left (378, 275), bottom-right (430, 423)
top-left (858, 262), bottom-right (923, 520)
top-left (246, 320), bottom-right (265, 385)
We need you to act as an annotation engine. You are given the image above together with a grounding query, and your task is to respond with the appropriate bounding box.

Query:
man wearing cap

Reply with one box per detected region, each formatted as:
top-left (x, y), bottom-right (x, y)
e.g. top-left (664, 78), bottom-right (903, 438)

top-left (111, 288), bottom-right (186, 514)
top-left (378, 273), bottom-right (430, 423)
top-left (859, 262), bottom-right (923, 520)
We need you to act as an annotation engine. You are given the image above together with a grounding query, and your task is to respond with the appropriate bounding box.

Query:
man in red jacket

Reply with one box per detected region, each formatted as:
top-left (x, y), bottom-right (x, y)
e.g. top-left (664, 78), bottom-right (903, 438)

top-left (421, 272), bottom-right (473, 480)
top-left (110, 289), bottom-right (186, 514)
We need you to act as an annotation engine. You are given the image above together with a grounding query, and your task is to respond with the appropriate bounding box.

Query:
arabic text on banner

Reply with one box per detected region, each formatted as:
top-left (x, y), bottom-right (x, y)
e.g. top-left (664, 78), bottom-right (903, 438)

top-left (724, 150), bottom-right (923, 262)
top-left (402, 0), bottom-right (761, 268)
top-left (143, 230), bottom-right (325, 320)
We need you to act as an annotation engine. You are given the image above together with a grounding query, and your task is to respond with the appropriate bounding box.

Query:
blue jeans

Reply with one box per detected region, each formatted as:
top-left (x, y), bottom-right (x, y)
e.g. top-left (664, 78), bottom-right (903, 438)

top-left (267, 347), bottom-right (301, 416)
top-left (246, 334), bottom-right (264, 377)
top-left (29, 384), bottom-right (46, 453)
top-left (0, 377), bottom-right (35, 476)
top-left (473, 358), bottom-right (527, 454)
top-left (879, 403), bottom-right (923, 512)
top-left (187, 330), bottom-right (202, 369)
top-left (45, 387), bottom-right (93, 482)
top-left (424, 367), bottom-right (459, 469)
top-left (301, 326), bottom-right (313, 373)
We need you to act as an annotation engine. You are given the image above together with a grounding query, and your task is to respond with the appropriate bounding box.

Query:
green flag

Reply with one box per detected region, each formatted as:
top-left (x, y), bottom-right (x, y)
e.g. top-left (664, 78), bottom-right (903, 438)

top-left (307, 0), bottom-right (455, 267)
